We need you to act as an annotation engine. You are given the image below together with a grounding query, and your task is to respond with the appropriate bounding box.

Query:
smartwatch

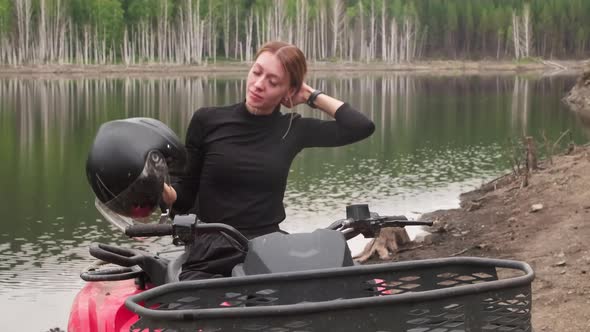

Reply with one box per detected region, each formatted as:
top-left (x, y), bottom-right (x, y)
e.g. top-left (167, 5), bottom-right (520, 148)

top-left (306, 90), bottom-right (324, 108)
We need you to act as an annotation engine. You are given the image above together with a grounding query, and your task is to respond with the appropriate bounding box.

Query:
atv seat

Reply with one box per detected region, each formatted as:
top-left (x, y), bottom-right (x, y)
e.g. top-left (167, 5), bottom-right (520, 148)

top-left (165, 250), bottom-right (189, 283)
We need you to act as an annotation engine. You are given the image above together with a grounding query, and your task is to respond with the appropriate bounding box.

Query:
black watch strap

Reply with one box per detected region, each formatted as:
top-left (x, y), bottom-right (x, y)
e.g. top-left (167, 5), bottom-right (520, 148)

top-left (306, 90), bottom-right (324, 108)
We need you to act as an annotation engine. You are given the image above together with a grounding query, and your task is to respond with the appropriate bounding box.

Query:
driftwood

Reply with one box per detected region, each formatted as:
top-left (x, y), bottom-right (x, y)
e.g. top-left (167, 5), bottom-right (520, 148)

top-left (353, 227), bottom-right (412, 263)
top-left (540, 60), bottom-right (567, 70)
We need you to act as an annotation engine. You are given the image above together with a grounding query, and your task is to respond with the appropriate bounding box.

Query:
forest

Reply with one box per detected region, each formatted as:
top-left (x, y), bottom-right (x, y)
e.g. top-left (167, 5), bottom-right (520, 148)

top-left (0, 0), bottom-right (588, 66)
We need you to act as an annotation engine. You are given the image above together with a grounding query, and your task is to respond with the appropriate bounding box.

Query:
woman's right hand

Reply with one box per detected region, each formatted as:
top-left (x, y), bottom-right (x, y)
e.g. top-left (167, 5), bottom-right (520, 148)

top-left (284, 82), bottom-right (313, 108)
top-left (162, 183), bottom-right (177, 207)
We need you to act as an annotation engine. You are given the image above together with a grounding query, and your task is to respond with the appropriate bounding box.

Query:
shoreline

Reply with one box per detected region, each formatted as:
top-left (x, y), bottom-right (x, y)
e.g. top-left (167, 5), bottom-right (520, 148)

top-left (395, 144), bottom-right (590, 332)
top-left (0, 59), bottom-right (588, 78)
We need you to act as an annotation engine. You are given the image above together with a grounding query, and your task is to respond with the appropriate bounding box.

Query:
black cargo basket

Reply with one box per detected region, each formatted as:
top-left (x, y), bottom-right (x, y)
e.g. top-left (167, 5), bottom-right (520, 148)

top-left (126, 257), bottom-right (534, 332)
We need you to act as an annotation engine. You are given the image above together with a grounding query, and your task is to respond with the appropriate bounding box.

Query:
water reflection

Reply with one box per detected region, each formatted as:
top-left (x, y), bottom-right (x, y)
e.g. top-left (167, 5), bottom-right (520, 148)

top-left (2, 75), bottom-right (582, 152)
top-left (0, 73), bottom-right (587, 330)
top-left (0, 74), bottom-right (585, 236)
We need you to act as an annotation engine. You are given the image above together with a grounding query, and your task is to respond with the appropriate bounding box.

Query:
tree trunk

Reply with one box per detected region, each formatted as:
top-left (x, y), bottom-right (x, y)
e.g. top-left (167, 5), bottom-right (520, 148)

top-left (359, 2), bottom-right (364, 62)
top-left (223, 3), bottom-right (229, 58)
top-left (245, 8), bottom-right (253, 62)
top-left (381, 0), bottom-right (386, 62)
top-left (312, 20), bottom-right (317, 61)
top-left (331, 0), bottom-right (343, 58)
top-left (255, 10), bottom-right (261, 52)
top-left (391, 18), bottom-right (398, 63)
top-left (348, 24), bottom-right (354, 62)
top-left (369, 0), bottom-right (375, 60)
top-left (207, 0), bottom-right (212, 58)
top-left (523, 4), bottom-right (532, 58)
top-left (15, 0), bottom-right (32, 64)
top-left (38, 0), bottom-right (46, 63)
top-left (123, 28), bottom-right (129, 65)
top-left (512, 12), bottom-right (520, 59)
top-left (496, 31), bottom-right (502, 59)
top-left (234, 6), bottom-right (239, 59)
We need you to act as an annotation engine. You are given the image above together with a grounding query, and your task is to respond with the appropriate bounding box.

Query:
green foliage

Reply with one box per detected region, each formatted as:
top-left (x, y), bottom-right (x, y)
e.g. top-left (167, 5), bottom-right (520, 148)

top-left (126, 0), bottom-right (158, 23)
top-left (403, 1), bottom-right (417, 20)
top-left (390, 0), bottom-right (403, 18)
top-left (70, 0), bottom-right (93, 25)
top-left (90, 0), bottom-right (124, 42)
top-left (345, 4), bottom-right (358, 20)
top-left (0, 0), bottom-right (11, 34)
top-left (445, 2), bottom-right (458, 31)
top-left (513, 56), bottom-right (541, 64)
top-left (1, 0), bottom-right (590, 63)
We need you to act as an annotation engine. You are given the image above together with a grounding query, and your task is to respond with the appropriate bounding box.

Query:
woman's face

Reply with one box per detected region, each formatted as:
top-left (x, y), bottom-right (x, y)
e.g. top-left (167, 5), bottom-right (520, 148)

top-left (246, 51), bottom-right (291, 113)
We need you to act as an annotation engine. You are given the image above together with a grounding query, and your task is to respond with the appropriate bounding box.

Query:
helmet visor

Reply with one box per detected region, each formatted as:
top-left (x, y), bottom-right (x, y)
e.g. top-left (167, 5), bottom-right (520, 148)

top-left (95, 197), bottom-right (136, 232)
top-left (97, 151), bottom-right (170, 229)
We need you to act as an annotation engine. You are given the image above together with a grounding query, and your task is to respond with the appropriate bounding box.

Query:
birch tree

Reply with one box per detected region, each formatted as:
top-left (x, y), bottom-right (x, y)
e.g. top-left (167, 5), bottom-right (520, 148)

top-left (331, 0), bottom-right (344, 59)
top-left (368, 0), bottom-right (376, 60)
top-left (15, 0), bottom-right (32, 63)
top-left (244, 8), bottom-right (254, 62)
top-left (512, 3), bottom-right (532, 59)
top-left (380, 0), bottom-right (386, 62)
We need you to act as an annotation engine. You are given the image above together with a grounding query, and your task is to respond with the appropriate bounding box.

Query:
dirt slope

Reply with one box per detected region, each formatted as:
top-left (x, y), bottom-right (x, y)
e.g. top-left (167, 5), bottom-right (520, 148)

top-left (384, 146), bottom-right (590, 332)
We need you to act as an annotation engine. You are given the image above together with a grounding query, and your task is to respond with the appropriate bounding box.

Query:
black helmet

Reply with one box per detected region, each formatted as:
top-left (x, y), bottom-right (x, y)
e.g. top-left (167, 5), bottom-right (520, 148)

top-left (86, 118), bottom-right (186, 225)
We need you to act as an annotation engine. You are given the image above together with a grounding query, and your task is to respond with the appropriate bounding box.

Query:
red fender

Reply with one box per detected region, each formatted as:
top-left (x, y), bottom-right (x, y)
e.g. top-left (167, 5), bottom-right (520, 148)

top-left (68, 280), bottom-right (147, 332)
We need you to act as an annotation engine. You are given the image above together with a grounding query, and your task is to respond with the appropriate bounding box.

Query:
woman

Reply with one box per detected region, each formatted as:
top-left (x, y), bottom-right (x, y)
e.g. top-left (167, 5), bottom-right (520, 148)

top-left (162, 41), bottom-right (374, 280)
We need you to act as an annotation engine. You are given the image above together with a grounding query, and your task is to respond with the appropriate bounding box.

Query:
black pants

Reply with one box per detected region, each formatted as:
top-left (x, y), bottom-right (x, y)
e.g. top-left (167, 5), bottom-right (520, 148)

top-left (179, 224), bottom-right (284, 281)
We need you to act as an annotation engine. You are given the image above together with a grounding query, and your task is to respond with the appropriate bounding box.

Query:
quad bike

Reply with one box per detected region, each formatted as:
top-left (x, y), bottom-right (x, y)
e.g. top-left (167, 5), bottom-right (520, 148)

top-left (67, 204), bottom-right (534, 332)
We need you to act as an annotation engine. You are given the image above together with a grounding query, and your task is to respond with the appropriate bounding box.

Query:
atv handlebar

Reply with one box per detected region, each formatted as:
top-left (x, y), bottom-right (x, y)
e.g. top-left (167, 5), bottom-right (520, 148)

top-left (122, 205), bottom-right (433, 245)
top-left (86, 205), bottom-right (433, 282)
top-left (124, 224), bottom-right (174, 238)
top-left (326, 216), bottom-right (418, 231)
top-left (372, 217), bottom-right (434, 228)
top-left (124, 216), bottom-right (249, 248)
top-left (327, 214), bottom-right (433, 239)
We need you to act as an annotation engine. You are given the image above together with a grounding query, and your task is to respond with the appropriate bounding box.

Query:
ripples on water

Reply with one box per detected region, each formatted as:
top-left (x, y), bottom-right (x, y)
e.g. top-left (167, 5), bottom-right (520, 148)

top-left (285, 143), bottom-right (505, 217)
top-left (0, 221), bottom-right (172, 298)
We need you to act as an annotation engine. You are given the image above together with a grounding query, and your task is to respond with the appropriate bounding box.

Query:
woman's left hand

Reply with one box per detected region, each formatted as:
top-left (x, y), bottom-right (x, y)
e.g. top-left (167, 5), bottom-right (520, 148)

top-left (281, 83), bottom-right (313, 108)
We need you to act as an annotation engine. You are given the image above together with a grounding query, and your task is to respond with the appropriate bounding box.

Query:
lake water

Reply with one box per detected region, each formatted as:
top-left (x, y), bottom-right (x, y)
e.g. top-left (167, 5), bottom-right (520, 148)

top-left (0, 72), bottom-right (587, 330)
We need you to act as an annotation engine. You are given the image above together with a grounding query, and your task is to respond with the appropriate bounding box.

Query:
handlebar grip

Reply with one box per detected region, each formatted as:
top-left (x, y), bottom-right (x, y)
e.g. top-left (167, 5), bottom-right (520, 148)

top-left (397, 221), bottom-right (433, 226)
top-left (124, 224), bottom-right (174, 237)
top-left (381, 216), bottom-right (433, 226)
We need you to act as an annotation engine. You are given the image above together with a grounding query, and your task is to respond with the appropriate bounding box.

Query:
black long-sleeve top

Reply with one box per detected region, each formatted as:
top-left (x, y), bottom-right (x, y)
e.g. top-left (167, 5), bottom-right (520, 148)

top-left (171, 101), bottom-right (374, 230)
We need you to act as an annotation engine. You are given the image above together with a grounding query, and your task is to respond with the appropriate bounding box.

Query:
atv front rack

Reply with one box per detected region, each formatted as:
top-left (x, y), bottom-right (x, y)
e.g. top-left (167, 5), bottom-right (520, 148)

top-left (126, 257), bottom-right (534, 332)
